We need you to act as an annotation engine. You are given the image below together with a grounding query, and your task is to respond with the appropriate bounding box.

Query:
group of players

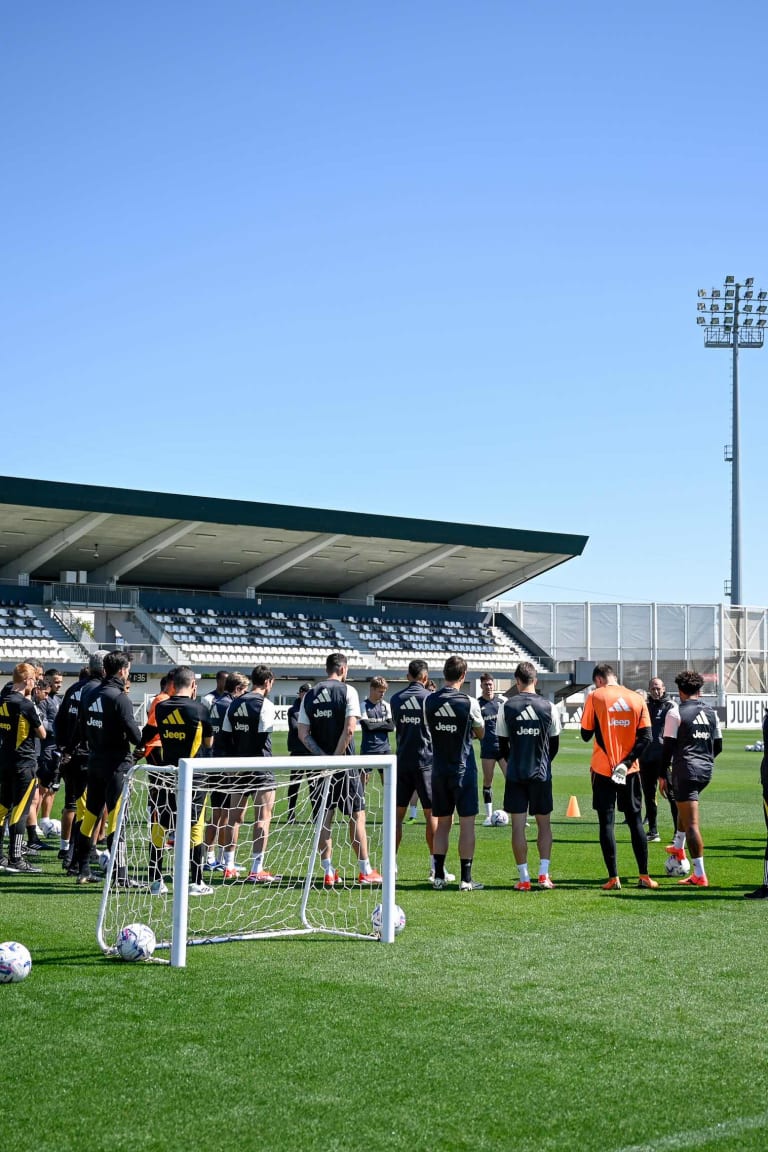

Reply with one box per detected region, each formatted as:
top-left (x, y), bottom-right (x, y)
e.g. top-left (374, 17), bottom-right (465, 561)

top-left (2, 647), bottom-right (767, 896)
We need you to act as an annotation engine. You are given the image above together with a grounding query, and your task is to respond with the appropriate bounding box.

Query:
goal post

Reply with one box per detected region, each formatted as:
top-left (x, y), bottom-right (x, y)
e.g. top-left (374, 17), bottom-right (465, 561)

top-left (96, 754), bottom-right (397, 967)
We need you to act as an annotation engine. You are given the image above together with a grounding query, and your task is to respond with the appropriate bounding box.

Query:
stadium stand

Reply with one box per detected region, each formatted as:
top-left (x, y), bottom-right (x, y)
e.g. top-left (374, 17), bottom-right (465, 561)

top-left (0, 601), bottom-right (80, 665)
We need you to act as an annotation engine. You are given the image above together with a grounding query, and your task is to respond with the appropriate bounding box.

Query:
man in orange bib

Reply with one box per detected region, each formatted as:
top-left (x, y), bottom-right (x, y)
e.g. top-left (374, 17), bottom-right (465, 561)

top-left (580, 663), bottom-right (657, 891)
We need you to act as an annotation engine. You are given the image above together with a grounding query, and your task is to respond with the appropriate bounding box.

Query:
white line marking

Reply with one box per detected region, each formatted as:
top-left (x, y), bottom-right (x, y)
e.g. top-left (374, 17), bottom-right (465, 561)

top-left (614, 1111), bottom-right (768, 1152)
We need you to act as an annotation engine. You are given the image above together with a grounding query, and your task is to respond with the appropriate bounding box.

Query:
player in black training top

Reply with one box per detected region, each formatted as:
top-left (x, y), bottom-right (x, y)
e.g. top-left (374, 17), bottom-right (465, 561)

top-left (639, 677), bottom-right (677, 842)
top-left (140, 665), bottom-right (214, 896)
top-left (72, 650), bottom-right (143, 887)
top-left (298, 652), bottom-right (382, 888)
top-left (424, 655), bottom-right (485, 892)
top-left (219, 664), bottom-right (279, 883)
top-left (286, 682), bottom-right (312, 824)
top-left (661, 669), bottom-right (722, 888)
top-left (203, 671), bottom-right (248, 870)
top-left (478, 673), bottom-right (508, 825)
top-left (0, 662), bottom-right (47, 874)
top-left (497, 662), bottom-right (561, 890)
top-left (391, 659), bottom-right (454, 883)
top-left (745, 707), bottom-right (768, 899)
top-left (55, 652), bottom-right (106, 873)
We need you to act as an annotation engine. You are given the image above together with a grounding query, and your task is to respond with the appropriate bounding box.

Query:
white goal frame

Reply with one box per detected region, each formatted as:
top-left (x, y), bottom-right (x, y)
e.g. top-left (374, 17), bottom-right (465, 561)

top-left (96, 754), bottom-right (397, 967)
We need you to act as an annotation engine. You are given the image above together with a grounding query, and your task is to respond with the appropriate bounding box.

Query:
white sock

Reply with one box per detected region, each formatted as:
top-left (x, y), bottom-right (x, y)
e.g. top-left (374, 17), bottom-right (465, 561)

top-left (251, 853), bottom-right (264, 874)
top-left (224, 849), bottom-right (235, 868)
top-left (206, 851), bottom-right (216, 865)
top-left (60, 838), bottom-right (69, 851)
top-left (359, 857), bottom-right (371, 876)
top-left (673, 831), bottom-right (687, 851)
top-left (322, 858), bottom-right (335, 876)
top-left (517, 863), bottom-right (530, 882)
top-left (693, 856), bottom-right (706, 877)
top-left (539, 858), bottom-right (550, 877)
top-left (409, 805), bottom-right (418, 819)
top-left (485, 802), bottom-right (493, 818)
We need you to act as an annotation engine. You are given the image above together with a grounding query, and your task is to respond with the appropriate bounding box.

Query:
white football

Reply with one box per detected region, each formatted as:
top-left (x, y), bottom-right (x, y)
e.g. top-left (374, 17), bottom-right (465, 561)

top-left (664, 854), bottom-right (691, 878)
top-left (39, 817), bottom-right (61, 838)
top-left (116, 923), bottom-right (156, 962)
top-left (371, 903), bottom-right (406, 937)
top-left (0, 941), bottom-right (32, 983)
top-left (491, 809), bottom-right (510, 826)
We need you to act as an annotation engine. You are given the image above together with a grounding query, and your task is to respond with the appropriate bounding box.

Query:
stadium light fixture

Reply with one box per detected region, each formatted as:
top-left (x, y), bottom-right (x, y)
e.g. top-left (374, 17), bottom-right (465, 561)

top-left (696, 275), bottom-right (766, 607)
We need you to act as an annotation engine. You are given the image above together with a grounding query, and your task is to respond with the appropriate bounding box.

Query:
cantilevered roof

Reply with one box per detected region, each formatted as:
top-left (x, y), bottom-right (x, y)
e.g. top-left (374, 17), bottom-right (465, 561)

top-left (0, 476), bottom-right (588, 607)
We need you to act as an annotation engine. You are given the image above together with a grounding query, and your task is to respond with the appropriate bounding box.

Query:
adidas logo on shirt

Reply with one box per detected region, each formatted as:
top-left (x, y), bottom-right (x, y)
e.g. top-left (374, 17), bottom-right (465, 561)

top-left (87, 695), bottom-right (104, 728)
top-left (608, 697), bottom-right (631, 713)
top-left (692, 710), bottom-right (711, 738)
top-left (434, 701), bottom-right (458, 733)
top-left (402, 696), bottom-right (422, 711)
top-left (516, 703), bottom-right (540, 736)
top-left (315, 688), bottom-right (332, 704)
top-left (233, 703), bottom-right (249, 718)
top-left (165, 708), bottom-right (184, 726)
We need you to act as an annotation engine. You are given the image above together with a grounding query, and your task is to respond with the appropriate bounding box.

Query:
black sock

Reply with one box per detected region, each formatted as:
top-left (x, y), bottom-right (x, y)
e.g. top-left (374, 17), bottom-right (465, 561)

top-left (191, 844), bottom-right (205, 887)
top-left (460, 858), bottom-right (473, 884)
top-left (483, 787), bottom-right (493, 806)
top-left (433, 853), bottom-right (446, 880)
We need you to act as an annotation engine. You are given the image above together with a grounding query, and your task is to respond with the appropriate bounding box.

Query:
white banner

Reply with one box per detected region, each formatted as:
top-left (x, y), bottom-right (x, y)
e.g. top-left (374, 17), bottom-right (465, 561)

top-left (726, 695), bottom-right (768, 729)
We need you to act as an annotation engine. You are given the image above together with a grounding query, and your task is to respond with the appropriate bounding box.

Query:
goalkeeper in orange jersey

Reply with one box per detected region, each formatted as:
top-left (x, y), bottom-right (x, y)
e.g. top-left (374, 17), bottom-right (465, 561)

top-left (580, 663), bottom-right (656, 891)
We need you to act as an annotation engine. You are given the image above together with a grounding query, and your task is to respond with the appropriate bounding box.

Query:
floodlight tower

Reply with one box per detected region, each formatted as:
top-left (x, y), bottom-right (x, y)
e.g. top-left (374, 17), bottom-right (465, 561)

top-left (697, 276), bottom-right (766, 606)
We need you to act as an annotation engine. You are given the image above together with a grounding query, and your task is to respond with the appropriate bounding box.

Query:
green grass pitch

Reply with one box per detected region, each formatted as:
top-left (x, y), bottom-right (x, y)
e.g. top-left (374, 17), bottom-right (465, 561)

top-left (3, 730), bottom-right (768, 1152)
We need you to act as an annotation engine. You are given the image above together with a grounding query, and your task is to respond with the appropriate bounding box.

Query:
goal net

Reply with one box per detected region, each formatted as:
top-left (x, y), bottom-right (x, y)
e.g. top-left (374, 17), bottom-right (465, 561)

top-left (96, 754), bottom-right (397, 966)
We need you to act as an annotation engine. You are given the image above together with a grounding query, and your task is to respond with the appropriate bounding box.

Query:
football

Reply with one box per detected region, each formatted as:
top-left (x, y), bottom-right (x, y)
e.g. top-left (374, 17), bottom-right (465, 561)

top-left (116, 923), bottom-right (157, 962)
top-left (371, 903), bottom-right (406, 937)
top-left (491, 809), bottom-right (510, 827)
top-left (39, 816), bottom-right (61, 838)
top-left (664, 854), bottom-right (691, 878)
top-left (0, 941), bottom-right (32, 983)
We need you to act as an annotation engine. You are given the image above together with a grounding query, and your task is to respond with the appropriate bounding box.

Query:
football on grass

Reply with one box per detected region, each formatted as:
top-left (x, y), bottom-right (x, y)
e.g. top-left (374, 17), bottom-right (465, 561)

top-left (371, 903), bottom-right (406, 936)
top-left (0, 941), bottom-right (32, 983)
top-left (491, 809), bottom-right (510, 826)
top-left (116, 923), bottom-right (156, 962)
top-left (664, 855), bottom-right (691, 878)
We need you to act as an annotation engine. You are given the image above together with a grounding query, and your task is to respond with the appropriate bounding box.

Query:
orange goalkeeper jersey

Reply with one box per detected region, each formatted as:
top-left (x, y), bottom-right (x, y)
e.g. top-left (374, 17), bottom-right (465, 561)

top-left (581, 684), bottom-right (650, 778)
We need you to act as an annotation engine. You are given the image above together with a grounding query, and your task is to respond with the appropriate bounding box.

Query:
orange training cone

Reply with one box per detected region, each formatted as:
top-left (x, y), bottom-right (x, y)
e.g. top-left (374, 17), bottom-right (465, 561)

top-left (565, 795), bottom-right (581, 818)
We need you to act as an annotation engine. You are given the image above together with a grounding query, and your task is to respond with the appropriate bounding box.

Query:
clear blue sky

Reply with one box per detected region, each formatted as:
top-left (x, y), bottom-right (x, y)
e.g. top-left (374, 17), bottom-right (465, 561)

top-left (2, 2), bottom-right (767, 604)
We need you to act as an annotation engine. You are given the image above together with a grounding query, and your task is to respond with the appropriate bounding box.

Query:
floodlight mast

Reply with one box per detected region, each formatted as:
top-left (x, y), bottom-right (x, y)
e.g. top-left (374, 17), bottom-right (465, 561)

top-left (697, 276), bottom-right (765, 607)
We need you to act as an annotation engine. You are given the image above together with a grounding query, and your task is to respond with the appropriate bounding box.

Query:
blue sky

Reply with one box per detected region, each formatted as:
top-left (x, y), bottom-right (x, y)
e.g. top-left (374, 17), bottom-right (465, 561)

top-left (2, 2), bottom-right (767, 605)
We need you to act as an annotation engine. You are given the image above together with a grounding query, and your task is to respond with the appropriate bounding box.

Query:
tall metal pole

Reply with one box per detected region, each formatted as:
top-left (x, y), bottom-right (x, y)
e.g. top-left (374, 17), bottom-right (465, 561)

top-left (731, 284), bottom-right (741, 606)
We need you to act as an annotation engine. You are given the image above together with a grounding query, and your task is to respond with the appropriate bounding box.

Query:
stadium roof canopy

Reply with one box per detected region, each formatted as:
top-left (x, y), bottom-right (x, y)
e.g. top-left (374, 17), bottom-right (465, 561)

top-left (0, 476), bottom-right (587, 607)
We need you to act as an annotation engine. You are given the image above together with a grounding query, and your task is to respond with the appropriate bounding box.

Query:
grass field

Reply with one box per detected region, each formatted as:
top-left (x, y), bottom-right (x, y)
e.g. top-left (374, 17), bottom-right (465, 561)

top-left (3, 730), bottom-right (768, 1152)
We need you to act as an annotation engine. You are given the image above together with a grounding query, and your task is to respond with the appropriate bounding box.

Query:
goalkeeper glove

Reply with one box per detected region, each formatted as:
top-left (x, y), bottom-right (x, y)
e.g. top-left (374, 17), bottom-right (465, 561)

top-left (611, 763), bottom-right (628, 785)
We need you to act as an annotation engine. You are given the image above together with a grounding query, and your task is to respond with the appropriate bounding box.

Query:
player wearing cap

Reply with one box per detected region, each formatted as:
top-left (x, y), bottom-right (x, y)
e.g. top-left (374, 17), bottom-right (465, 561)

top-left (580, 663), bottom-right (656, 891)
top-left (660, 669), bottom-right (722, 888)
